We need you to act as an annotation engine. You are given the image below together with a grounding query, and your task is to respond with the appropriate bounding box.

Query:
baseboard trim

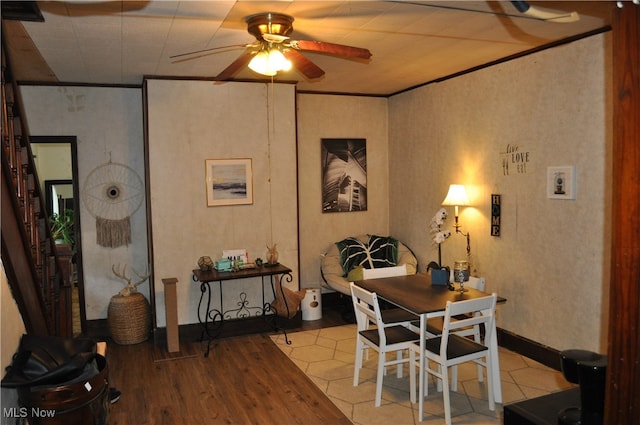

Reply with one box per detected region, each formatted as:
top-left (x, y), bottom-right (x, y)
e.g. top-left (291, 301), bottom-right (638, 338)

top-left (85, 318), bottom-right (110, 340)
top-left (86, 312), bottom-right (302, 345)
top-left (497, 328), bottom-right (561, 371)
top-left (153, 312), bottom-right (302, 344)
top-left (321, 291), bottom-right (344, 307)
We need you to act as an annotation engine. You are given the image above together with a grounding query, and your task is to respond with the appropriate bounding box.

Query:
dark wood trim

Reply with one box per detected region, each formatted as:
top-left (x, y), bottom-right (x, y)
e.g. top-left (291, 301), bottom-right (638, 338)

top-left (43, 179), bottom-right (72, 217)
top-left (606, 5), bottom-right (640, 424)
top-left (390, 27), bottom-right (611, 97)
top-left (84, 318), bottom-right (110, 340)
top-left (85, 312), bottom-right (302, 345)
top-left (297, 28), bottom-right (613, 99)
top-left (30, 135), bottom-right (87, 335)
top-left (1, 1), bottom-right (44, 22)
top-left (497, 328), bottom-right (561, 371)
top-left (153, 312), bottom-right (302, 344)
top-left (16, 81), bottom-right (141, 89)
top-left (141, 80), bottom-right (157, 340)
top-left (320, 291), bottom-right (343, 307)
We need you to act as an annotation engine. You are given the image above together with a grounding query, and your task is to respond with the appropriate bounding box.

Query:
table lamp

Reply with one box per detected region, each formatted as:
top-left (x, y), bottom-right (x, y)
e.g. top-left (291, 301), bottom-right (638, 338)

top-left (442, 184), bottom-right (471, 258)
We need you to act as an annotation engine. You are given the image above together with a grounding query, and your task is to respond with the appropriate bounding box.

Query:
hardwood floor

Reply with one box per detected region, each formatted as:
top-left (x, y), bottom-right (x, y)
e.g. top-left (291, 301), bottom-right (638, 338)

top-left (107, 303), bottom-right (352, 425)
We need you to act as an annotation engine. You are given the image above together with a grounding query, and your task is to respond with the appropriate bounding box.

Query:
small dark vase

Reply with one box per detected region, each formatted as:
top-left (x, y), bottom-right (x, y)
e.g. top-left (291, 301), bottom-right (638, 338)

top-left (430, 268), bottom-right (450, 286)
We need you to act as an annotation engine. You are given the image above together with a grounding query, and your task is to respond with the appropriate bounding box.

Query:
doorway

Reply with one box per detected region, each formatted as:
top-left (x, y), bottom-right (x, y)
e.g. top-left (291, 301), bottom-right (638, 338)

top-left (30, 136), bottom-right (86, 336)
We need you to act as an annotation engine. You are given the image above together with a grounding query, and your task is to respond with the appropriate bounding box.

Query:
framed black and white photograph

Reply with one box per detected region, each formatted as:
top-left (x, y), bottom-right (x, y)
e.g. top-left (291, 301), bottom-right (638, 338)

top-left (321, 138), bottom-right (367, 213)
top-left (205, 158), bottom-right (253, 206)
top-left (547, 166), bottom-right (576, 200)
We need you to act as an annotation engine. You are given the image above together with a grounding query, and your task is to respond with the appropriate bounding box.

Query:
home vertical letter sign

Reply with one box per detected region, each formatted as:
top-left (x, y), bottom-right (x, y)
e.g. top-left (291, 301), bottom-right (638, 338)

top-left (491, 194), bottom-right (501, 237)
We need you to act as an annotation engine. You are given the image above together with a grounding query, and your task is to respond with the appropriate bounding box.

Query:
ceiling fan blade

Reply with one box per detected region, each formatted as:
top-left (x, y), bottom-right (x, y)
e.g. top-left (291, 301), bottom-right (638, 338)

top-left (283, 50), bottom-right (325, 80)
top-left (510, 1), bottom-right (579, 23)
top-left (289, 40), bottom-right (372, 60)
top-left (170, 44), bottom-right (250, 59)
top-left (215, 51), bottom-right (255, 81)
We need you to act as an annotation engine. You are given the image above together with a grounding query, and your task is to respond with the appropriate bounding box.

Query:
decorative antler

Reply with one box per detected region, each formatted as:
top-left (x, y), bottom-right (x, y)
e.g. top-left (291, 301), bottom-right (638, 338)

top-left (112, 264), bottom-right (150, 296)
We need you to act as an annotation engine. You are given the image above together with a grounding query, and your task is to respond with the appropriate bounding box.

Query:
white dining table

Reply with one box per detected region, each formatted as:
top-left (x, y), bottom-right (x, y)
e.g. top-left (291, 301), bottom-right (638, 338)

top-left (356, 273), bottom-right (505, 421)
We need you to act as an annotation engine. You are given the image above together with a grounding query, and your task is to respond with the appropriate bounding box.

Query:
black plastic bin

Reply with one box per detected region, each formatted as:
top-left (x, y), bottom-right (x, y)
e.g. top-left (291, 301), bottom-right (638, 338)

top-left (2, 335), bottom-right (109, 425)
top-left (16, 354), bottom-right (109, 425)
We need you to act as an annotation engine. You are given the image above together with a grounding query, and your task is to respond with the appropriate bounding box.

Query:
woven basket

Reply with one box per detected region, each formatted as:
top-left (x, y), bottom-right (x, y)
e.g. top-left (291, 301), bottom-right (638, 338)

top-left (107, 292), bottom-right (150, 345)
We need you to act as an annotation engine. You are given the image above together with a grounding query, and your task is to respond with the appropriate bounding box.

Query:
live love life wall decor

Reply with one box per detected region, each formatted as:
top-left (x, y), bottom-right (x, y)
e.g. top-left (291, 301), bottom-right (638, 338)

top-left (205, 158), bottom-right (253, 206)
top-left (321, 138), bottom-right (367, 213)
top-left (547, 166), bottom-right (576, 200)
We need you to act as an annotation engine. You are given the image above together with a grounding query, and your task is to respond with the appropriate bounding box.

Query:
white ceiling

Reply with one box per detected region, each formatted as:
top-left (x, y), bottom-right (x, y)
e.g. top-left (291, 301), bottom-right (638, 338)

top-left (3, 1), bottom-right (613, 96)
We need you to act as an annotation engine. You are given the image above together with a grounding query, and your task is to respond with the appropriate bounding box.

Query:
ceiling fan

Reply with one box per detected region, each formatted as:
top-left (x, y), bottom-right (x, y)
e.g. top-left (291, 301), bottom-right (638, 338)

top-left (170, 12), bottom-right (372, 81)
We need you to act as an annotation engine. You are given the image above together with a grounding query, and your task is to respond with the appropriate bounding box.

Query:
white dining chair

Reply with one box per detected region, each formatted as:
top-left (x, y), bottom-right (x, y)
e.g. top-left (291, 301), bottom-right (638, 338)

top-left (428, 271), bottom-right (486, 391)
top-left (410, 293), bottom-right (498, 425)
top-left (362, 264), bottom-right (420, 330)
top-left (350, 282), bottom-right (420, 407)
top-left (414, 275), bottom-right (487, 390)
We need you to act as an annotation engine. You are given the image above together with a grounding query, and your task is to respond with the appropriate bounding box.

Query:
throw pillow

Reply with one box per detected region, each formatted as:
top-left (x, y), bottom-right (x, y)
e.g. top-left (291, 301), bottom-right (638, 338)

top-left (336, 237), bottom-right (369, 276)
top-left (271, 285), bottom-right (305, 319)
top-left (336, 235), bottom-right (400, 276)
top-left (347, 265), bottom-right (364, 282)
top-left (367, 235), bottom-right (399, 268)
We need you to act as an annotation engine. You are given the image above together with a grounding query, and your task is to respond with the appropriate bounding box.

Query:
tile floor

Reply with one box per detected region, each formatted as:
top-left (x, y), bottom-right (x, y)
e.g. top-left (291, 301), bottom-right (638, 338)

top-left (271, 324), bottom-right (574, 425)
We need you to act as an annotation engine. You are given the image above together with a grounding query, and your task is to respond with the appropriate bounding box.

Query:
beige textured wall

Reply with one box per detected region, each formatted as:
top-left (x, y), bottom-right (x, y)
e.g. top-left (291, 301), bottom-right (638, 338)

top-left (388, 34), bottom-right (611, 352)
top-left (20, 86), bottom-right (147, 321)
top-left (297, 94), bottom-right (389, 289)
top-left (146, 80), bottom-right (298, 326)
top-left (12, 35), bottom-right (611, 353)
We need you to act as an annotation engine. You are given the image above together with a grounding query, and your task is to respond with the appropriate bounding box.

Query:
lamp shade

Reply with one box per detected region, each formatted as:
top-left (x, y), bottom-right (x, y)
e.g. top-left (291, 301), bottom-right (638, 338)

top-left (248, 46), bottom-right (292, 76)
top-left (248, 51), bottom-right (276, 76)
top-left (442, 184), bottom-right (469, 206)
top-left (267, 48), bottom-right (292, 71)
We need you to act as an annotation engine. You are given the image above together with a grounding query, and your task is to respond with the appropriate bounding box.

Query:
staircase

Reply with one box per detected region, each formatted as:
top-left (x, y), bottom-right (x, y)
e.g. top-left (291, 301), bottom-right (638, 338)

top-left (1, 37), bottom-right (72, 337)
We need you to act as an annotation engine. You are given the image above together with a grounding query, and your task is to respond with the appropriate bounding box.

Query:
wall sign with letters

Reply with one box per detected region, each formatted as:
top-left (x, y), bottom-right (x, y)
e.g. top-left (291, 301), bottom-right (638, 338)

top-left (500, 144), bottom-right (532, 175)
top-left (491, 194), bottom-right (501, 237)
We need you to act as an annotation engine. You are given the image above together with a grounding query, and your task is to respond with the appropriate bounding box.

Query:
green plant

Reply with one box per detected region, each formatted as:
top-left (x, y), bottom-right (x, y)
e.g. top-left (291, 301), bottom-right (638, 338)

top-left (49, 209), bottom-right (74, 245)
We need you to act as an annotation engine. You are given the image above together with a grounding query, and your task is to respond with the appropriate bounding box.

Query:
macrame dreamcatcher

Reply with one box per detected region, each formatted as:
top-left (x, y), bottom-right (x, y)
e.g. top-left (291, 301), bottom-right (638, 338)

top-left (82, 161), bottom-right (144, 248)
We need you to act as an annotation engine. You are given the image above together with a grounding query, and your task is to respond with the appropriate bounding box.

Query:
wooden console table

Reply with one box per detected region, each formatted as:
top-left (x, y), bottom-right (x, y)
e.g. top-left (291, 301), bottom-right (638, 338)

top-left (192, 264), bottom-right (293, 357)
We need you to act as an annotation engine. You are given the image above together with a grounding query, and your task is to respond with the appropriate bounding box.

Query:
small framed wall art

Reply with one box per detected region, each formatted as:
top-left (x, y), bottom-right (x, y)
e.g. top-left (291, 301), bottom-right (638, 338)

top-left (205, 158), bottom-right (253, 206)
top-left (547, 166), bottom-right (576, 200)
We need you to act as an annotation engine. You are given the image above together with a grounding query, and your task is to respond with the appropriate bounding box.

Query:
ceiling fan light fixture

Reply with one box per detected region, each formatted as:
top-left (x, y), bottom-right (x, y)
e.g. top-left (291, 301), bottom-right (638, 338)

top-left (248, 46), bottom-right (291, 76)
top-left (211, 11), bottom-right (369, 81)
top-left (248, 50), bottom-right (274, 75)
top-left (268, 47), bottom-right (292, 72)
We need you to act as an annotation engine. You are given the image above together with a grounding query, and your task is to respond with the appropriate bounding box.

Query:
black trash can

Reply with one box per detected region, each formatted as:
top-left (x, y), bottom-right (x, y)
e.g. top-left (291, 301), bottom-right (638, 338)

top-left (2, 335), bottom-right (109, 425)
top-left (16, 354), bottom-right (109, 425)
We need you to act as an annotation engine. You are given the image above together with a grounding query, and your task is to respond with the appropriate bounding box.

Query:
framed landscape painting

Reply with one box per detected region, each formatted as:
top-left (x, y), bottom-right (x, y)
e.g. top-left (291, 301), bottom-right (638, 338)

top-left (205, 158), bottom-right (253, 206)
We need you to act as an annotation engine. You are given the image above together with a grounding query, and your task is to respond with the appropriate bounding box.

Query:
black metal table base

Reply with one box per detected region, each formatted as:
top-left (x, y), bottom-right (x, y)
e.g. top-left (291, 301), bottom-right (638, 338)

top-left (192, 265), bottom-right (294, 357)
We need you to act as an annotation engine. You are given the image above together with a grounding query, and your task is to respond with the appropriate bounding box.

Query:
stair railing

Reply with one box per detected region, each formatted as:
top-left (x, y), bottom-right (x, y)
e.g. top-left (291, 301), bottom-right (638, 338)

top-left (1, 35), bottom-right (71, 337)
